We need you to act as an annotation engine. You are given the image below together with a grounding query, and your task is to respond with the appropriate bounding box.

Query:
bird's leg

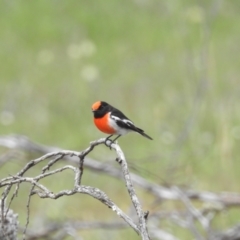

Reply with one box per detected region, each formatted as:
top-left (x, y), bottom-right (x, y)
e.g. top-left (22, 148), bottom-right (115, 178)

top-left (105, 135), bottom-right (113, 148)
top-left (111, 135), bottom-right (121, 143)
top-left (108, 135), bottom-right (121, 149)
top-left (105, 135), bottom-right (121, 149)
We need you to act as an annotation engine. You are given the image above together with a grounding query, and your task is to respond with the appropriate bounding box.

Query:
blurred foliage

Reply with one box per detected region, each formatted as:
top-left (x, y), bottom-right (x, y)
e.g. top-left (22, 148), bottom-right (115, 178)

top-left (1, 0), bottom-right (240, 239)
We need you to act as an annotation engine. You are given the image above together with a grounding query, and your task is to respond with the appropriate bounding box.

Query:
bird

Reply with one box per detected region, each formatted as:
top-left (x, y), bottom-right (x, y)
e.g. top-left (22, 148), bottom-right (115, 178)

top-left (91, 101), bottom-right (153, 146)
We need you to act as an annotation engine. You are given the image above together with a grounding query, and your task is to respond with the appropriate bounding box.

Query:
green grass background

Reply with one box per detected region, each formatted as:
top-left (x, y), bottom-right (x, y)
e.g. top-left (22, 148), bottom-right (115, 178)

top-left (1, 0), bottom-right (240, 239)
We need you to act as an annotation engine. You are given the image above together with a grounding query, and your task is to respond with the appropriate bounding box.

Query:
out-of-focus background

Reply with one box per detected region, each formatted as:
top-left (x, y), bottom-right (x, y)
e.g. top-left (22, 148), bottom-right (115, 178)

top-left (1, 0), bottom-right (240, 239)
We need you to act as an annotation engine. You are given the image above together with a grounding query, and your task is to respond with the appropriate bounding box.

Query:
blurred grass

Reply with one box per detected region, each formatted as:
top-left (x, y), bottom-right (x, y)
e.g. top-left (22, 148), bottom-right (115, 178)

top-left (1, 0), bottom-right (240, 239)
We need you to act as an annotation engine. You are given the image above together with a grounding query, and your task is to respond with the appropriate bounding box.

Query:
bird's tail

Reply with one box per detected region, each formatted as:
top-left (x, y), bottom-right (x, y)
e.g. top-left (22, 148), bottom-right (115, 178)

top-left (135, 127), bottom-right (153, 140)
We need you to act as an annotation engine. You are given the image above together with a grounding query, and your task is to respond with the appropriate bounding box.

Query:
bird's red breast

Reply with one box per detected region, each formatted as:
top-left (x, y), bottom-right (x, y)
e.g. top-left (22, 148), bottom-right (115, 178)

top-left (94, 112), bottom-right (116, 134)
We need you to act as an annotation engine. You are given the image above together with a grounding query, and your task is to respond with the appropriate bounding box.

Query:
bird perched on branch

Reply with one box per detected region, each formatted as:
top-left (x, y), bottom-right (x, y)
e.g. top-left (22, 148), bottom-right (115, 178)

top-left (91, 101), bottom-right (153, 146)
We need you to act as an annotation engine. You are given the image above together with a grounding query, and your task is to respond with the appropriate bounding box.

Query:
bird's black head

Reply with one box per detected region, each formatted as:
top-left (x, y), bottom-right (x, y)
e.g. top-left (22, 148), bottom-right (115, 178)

top-left (91, 101), bottom-right (112, 118)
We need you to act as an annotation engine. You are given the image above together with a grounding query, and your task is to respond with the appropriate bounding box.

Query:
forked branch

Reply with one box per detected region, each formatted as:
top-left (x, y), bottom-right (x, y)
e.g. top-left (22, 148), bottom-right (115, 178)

top-left (0, 138), bottom-right (150, 240)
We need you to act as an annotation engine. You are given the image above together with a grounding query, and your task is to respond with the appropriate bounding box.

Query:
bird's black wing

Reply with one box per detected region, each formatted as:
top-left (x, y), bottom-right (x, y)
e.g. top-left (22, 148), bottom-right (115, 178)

top-left (110, 108), bottom-right (153, 140)
top-left (110, 108), bottom-right (135, 130)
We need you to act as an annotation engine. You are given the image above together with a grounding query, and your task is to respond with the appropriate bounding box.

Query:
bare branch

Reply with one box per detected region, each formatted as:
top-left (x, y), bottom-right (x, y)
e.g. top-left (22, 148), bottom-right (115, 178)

top-left (111, 142), bottom-right (150, 240)
top-left (1, 135), bottom-right (240, 239)
top-left (1, 135), bottom-right (240, 207)
top-left (0, 138), bottom-right (151, 239)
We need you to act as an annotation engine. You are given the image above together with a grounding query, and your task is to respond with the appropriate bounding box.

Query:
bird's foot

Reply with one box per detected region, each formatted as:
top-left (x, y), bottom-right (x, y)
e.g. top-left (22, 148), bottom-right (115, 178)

top-left (105, 138), bottom-right (114, 150)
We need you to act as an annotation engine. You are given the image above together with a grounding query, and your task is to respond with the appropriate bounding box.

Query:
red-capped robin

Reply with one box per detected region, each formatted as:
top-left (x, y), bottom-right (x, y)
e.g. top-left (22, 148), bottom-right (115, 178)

top-left (91, 101), bottom-right (153, 145)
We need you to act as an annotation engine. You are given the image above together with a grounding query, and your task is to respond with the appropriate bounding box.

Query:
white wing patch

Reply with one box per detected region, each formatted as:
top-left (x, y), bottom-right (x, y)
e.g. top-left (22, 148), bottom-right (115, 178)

top-left (122, 118), bottom-right (133, 124)
top-left (111, 115), bottom-right (133, 125)
top-left (110, 115), bottom-right (121, 122)
top-left (109, 114), bottom-right (133, 135)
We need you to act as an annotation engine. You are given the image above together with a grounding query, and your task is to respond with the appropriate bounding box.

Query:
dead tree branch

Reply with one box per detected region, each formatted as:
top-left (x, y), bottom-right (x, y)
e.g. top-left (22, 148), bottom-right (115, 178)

top-left (0, 134), bottom-right (240, 207)
top-left (1, 135), bottom-right (240, 239)
top-left (0, 138), bottom-right (150, 239)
